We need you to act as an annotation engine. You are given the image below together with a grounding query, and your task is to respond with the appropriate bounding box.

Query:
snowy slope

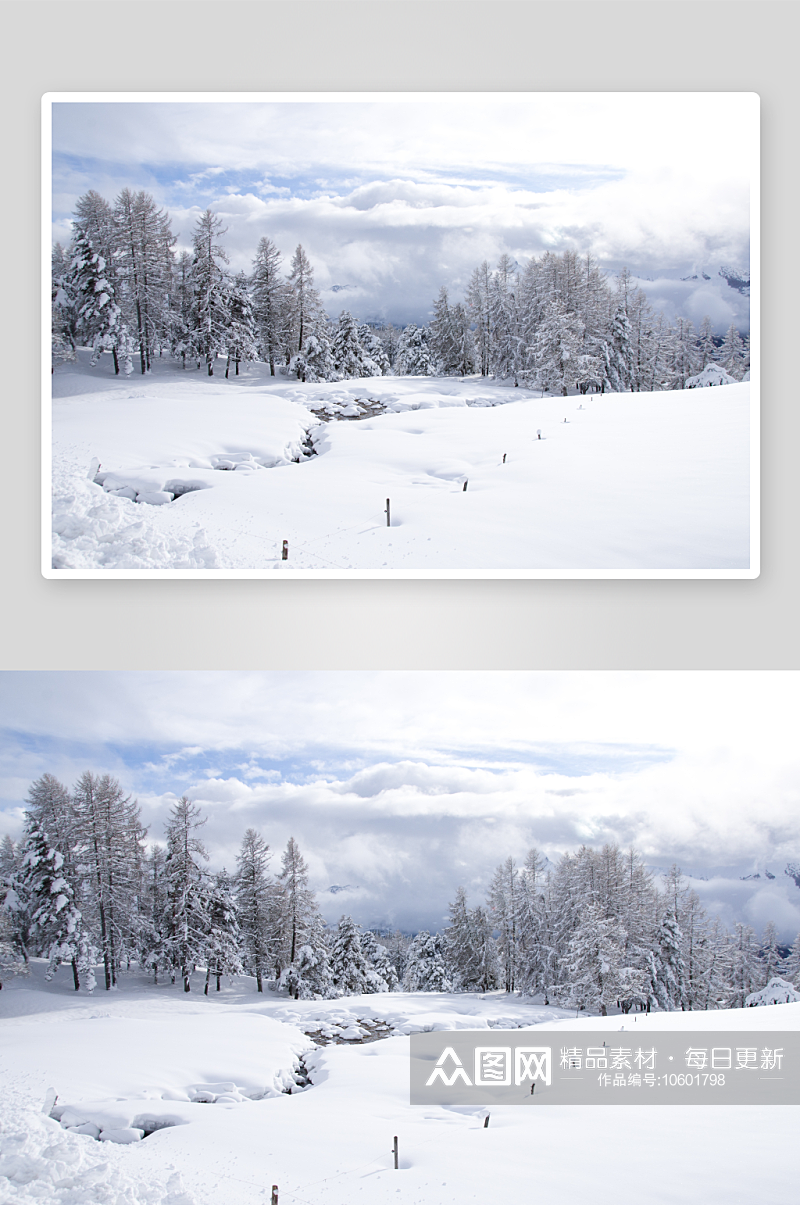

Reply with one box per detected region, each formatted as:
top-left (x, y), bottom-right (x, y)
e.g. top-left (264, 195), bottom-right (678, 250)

top-left (1, 964), bottom-right (796, 1205)
top-left (49, 355), bottom-right (754, 577)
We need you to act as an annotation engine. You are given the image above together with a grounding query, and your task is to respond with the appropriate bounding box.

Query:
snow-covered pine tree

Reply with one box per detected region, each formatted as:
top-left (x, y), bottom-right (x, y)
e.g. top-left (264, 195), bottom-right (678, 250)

top-left (283, 915), bottom-right (335, 999)
top-left (358, 324), bottom-right (389, 376)
top-left (295, 317), bottom-right (335, 383)
top-left (204, 869), bottom-right (242, 994)
top-left (0, 835), bottom-right (29, 973)
top-left (21, 813), bottom-right (94, 990)
top-left (402, 931), bottom-right (452, 992)
top-left (51, 243), bottom-right (77, 370)
top-left (0, 904), bottom-right (27, 990)
top-left (163, 796), bottom-right (211, 992)
top-left (395, 324), bottom-right (434, 376)
top-left (235, 828), bottom-right (279, 992)
top-left (330, 914), bottom-right (370, 996)
top-left (69, 224), bottom-right (128, 372)
top-left (251, 237), bottom-right (289, 376)
top-left (189, 209), bottom-right (230, 376)
top-left (224, 272), bottom-right (258, 379)
top-left (332, 310), bottom-right (370, 379)
top-left (359, 929), bottom-right (394, 992)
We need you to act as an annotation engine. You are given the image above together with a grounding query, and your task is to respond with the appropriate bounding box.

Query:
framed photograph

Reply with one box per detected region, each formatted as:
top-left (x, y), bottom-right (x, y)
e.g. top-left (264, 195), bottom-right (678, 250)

top-left (43, 93), bottom-right (759, 579)
top-left (1, 670), bottom-right (797, 1202)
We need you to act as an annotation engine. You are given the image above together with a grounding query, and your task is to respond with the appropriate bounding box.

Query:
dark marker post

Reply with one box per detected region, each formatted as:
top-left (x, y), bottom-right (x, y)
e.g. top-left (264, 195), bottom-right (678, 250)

top-left (385, 498), bottom-right (391, 527)
top-left (281, 540), bottom-right (288, 561)
top-left (393, 1136), bottom-right (399, 1169)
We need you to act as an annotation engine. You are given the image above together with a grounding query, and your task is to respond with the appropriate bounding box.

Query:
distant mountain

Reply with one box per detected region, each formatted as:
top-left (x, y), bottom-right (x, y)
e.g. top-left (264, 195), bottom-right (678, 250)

top-left (718, 266), bottom-right (750, 296)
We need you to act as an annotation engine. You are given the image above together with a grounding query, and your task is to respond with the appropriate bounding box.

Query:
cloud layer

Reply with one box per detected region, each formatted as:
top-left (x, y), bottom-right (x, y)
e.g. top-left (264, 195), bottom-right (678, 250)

top-left (0, 672), bottom-right (796, 936)
top-left (50, 96), bottom-right (755, 329)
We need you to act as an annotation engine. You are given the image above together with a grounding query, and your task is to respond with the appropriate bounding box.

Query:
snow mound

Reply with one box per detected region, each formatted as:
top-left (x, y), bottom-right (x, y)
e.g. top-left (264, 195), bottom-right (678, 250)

top-left (745, 977), bottom-right (800, 1006)
top-left (51, 474), bottom-right (218, 570)
top-left (685, 364), bottom-right (738, 388)
top-left (0, 1096), bottom-right (197, 1203)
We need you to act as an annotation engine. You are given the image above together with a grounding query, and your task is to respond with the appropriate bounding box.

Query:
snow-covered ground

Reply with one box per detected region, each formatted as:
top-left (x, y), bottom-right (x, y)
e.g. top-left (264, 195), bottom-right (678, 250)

top-left (48, 355), bottom-right (754, 577)
top-left (1, 962), bottom-right (795, 1204)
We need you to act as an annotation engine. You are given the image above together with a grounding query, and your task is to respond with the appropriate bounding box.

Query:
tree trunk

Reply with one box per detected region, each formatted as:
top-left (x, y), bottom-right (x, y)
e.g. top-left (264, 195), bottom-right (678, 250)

top-left (72, 958), bottom-right (80, 991)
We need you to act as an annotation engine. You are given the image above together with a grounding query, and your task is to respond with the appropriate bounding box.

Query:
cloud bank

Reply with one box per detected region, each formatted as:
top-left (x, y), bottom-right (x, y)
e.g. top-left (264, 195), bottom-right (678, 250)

top-left (50, 95), bottom-right (755, 330)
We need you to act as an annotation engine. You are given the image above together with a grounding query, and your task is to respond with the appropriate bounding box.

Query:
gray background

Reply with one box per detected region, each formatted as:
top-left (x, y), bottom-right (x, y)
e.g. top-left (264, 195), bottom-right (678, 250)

top-left (3, 0), bottom-right (796, 670)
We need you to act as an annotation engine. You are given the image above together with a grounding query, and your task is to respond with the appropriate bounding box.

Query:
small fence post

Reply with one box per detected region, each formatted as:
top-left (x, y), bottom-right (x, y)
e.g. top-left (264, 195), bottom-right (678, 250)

top-left (271, 1187), bottom-right (278, 1205)
top-left (385, 498), bottom-right (391, 527)
top-left (484, 1113), bottom-right (490, 1128)
top-left (281, 540), bottom-right (288, 561)
top-left (393, 1135), bottom-right (399, 1169)
top-left (502, 453), bottom-right (506, 463)
top-left (462, 480), bottom-right (468, 491)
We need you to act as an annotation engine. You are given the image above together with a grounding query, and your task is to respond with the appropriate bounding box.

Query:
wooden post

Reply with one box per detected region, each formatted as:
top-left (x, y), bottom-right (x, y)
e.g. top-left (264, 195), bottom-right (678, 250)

top-left (502, 453), bottom-right (506, 463)
top-left (393, 1136), bottom-right (398, 1169)
top-left (484, 1113), bottom-right (490, 1128)
top-left (537, 429), bottom-right (541, 439)
top-left (462, 480), bottom-right (468, 491)
top-left (385, 498), bottom-right (391, 527)
top-left (271, 1187), bottom-right (278, 1205)
top-left (281, 540), bottom-right (288, 561)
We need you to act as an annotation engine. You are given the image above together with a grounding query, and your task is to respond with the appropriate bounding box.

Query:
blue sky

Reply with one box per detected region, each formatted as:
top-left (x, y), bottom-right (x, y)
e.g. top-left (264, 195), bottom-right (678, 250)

top-left (1, 672), bottom-right (797, 935)
top-left (49, 95), bottom-right (754, 330)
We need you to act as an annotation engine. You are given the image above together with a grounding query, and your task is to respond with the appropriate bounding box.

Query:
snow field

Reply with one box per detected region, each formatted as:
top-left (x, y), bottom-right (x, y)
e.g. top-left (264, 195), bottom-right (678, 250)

top-left (50, 357), bottom-right (752, 574)
top-left (2, 968), bottom-right (797, 1205)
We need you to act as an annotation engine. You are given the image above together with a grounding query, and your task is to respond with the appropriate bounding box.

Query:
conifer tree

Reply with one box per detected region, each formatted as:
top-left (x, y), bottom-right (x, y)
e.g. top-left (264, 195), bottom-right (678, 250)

top-left (330, 914), bottom-right (370, 996)
top-left (403, 930), bottom-right (452, 992)
top-left (224, 272), bottom-right (258, 378)
top-left (163, 796), bottom-right (211, 993)
top-left (251, 237), bottom-right (288, 375)
top-left (287, 244), bottom-right (321, 364)
top-left (114, 189), bottom-right (175, 374)
top-left (235, 828), bottom-right (278, 992)
top-left (204, 869), bottom-right (242, 993)
top-left (278, 836), bottom-right (317, 968)
top-left (190, 209), bottom-right (230, 376)
top-left (296, 318), bottom-right (335, 383)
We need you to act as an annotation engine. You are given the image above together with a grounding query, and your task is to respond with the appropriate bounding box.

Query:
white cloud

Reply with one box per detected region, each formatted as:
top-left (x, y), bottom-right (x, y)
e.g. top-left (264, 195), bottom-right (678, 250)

top-left (51, 96), bottom-right (754, 328)
top-left (1, 672), bottom-right (796, 936)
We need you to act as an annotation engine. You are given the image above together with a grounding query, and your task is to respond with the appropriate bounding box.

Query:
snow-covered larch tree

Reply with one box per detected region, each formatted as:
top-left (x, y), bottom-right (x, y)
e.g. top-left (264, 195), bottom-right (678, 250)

top-left (235, 828), bottom-right (279, 992)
